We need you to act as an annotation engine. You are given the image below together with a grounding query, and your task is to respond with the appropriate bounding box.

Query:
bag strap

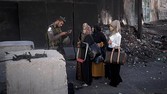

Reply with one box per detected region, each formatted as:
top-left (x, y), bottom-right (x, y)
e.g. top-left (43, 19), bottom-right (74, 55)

top-left (110, 47), bottom-right (121, 64)
top-left (117, 47), bottom-right (121, 64)
top-left (110, 48), bottom-right (115, 63)
top-left (76, 42), bottom-right (89, 62)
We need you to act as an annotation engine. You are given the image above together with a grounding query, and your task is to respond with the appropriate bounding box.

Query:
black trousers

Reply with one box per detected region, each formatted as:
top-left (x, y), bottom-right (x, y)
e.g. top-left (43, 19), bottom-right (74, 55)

top-left (105, 47), bottom-right (122, 86)
top-left (57, 46), bottom-right (65, 56)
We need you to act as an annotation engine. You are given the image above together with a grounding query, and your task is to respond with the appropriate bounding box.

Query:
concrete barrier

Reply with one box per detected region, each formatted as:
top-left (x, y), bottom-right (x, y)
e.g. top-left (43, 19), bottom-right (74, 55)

top-left (4, 50), bottom-right (68, 94)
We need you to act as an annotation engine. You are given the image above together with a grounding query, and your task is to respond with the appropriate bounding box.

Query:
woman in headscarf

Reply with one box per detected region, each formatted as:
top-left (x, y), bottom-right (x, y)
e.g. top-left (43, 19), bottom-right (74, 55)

top-left (105, 20), bottom-right (122, 87)
top-left (91, 24), bottom-right (107, 78)
top-left (76, 23), bottom-right (94, 86)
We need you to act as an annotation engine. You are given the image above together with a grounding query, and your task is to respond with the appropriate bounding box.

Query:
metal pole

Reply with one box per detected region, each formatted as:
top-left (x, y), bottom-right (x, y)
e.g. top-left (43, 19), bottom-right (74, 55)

top-left (138, 0), bottom-right (142, 39)
top-left (72, 0), bottom-right (76, 60)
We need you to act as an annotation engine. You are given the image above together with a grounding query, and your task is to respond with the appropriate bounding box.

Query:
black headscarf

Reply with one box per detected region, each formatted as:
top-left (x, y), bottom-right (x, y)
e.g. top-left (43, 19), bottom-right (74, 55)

top-left (93, 24), bottom-right (101, 32)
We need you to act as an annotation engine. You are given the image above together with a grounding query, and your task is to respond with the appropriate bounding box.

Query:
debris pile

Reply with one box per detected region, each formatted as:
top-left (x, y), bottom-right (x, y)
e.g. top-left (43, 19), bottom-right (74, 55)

top-left (121, 24), bottom-right (167, 64)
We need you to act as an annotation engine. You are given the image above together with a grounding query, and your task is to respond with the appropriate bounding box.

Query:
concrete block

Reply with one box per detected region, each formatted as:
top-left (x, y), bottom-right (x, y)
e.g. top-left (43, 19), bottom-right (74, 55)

top-left (5, 50), bottom-right (67, 94)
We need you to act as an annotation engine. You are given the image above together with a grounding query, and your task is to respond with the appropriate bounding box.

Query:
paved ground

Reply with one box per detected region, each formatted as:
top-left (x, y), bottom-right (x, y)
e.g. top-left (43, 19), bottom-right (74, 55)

top-left (65, 47), bottom-right (167, 94)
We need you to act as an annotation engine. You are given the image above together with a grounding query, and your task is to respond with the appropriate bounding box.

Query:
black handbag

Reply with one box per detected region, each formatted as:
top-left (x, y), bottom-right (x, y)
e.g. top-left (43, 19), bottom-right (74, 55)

top-left (104, 48), bottom-right (127, 65)
top-left (89, 43), bottom-right (101, 61)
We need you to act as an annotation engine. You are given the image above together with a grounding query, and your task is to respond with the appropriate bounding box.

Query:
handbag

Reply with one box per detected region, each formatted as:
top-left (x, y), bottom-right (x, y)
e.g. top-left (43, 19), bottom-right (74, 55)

top-left (88, 35), bottom-right (102, 61)
top-left (89, 43), bottom-right (101, 61)
top-left (104, 47), bottom-right (127, 65)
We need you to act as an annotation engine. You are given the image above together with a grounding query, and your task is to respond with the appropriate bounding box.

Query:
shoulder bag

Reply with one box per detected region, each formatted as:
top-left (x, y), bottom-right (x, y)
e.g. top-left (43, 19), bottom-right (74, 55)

top-left (104, 47), bottom-right (127, 65)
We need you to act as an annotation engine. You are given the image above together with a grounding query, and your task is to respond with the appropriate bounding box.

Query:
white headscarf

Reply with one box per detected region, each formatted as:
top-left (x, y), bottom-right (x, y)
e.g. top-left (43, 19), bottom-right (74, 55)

top-left (82, 23), bottom-right (92, 35)
top-left (110, 20), bottom-right (121, 34)
top-left (108, 20), bottom-right (122, 48)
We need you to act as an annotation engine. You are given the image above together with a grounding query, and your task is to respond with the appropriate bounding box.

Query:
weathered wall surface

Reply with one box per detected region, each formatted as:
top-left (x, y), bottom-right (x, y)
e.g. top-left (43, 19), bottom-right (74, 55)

top-left (143, 0), bottom-right (167, 22)
top-left (158, 0), bottom-right (167, 20)
top-left (124, 0), bottom-right (167, 26)
top-left (124, 0), bottom-right (137, 26)
top-left (97, 0), bottom-right (123, 25)
top-left (0, 2), bottom-right (20, 41)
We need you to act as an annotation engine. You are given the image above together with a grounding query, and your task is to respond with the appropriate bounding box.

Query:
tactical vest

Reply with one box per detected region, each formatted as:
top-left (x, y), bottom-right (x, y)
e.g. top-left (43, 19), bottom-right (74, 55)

top-left (49, 24), bottom-right (63, 47)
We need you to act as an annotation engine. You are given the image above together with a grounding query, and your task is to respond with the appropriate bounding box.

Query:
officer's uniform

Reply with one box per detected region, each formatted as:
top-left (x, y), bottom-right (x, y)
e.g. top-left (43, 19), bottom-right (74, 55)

top-left (47, 24), bottom-right (65, 56)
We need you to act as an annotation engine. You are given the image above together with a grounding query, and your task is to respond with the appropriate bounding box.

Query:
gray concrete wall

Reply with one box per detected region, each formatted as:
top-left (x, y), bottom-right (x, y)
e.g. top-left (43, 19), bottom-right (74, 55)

top-left (0, 0), bottom-right (98, 48)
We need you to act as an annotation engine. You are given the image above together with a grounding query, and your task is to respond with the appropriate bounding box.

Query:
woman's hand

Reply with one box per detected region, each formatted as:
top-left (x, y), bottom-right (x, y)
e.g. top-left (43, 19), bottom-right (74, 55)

top-left (108, 40), bottom-right (112, 45)
top-left (97, 42), bottom-right (104, 47)
top-left (77, 41), bottom-right (81, 48)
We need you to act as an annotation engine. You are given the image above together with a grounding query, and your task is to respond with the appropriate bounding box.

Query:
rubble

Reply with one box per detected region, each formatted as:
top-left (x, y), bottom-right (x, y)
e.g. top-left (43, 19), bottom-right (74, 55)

top-left (121, 20), bottom-right (167, 64)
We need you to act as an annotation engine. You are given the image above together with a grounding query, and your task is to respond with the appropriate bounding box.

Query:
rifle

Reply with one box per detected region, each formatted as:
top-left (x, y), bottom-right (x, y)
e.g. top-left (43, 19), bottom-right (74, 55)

top-left (0, 52), bottom-right (47, 63)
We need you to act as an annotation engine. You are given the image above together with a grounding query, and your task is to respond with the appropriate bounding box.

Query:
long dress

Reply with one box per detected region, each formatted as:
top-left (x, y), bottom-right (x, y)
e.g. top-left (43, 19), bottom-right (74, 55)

top-left (91, 29), bottom-right (107, 77)
top-left (76, 33), bottom-right (94, 85)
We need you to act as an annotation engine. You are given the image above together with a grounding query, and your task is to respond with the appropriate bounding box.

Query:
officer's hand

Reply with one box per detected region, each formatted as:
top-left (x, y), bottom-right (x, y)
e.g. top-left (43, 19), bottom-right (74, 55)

top-left (67, 29), bottom-right (72, 34)
top-left (60, 32), bottom-right (68, 36)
